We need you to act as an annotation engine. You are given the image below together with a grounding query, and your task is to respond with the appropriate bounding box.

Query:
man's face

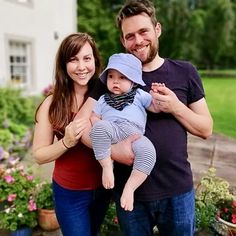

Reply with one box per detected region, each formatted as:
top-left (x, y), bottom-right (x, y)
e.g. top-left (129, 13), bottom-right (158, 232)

top-left (121, 13), bottom-right (161, 65)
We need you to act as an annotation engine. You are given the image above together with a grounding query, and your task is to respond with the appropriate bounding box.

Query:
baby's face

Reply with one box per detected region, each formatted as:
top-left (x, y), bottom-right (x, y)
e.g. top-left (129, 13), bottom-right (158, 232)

top-left (107, 69), bottom-right (133, 95)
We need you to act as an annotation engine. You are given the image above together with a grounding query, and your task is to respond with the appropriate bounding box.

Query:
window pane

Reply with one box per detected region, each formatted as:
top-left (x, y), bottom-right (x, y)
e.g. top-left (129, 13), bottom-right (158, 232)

top-left (8, 39), bottom-right (30, 86)
top-left (10, 56), bottom-right (14, 63)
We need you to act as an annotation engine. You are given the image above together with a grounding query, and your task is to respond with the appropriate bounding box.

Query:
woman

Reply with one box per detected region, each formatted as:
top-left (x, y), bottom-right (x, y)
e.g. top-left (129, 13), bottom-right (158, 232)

top-left (32, 33), bottom-right (111, 236)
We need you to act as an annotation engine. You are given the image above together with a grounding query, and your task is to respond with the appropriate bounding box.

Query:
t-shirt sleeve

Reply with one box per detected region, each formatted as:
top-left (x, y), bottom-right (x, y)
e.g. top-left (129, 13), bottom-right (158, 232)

top-left (187, 64), bottom-right (205, 104)
top-left (88, 79), bottom-right (108, 101)
top-left (92, 96), bottom-right (105, 116)
top-left (137, 88), bottom-right (152, 108)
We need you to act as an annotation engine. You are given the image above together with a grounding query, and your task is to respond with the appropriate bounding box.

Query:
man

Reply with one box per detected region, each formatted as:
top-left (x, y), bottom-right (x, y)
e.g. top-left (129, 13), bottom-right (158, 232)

top-left (82, 0), bottom-right (213, 235)
top-left (112, 0), bottom-right (212, 235)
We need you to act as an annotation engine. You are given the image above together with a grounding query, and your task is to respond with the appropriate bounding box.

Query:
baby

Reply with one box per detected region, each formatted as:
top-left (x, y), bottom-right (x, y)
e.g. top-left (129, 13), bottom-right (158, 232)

top-left (90, 53), bottom-right (161, 211)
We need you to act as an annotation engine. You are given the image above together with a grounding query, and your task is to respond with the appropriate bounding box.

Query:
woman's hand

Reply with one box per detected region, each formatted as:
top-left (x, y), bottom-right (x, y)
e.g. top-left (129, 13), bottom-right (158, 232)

top-left (63, 118), bottom-right (90, 148)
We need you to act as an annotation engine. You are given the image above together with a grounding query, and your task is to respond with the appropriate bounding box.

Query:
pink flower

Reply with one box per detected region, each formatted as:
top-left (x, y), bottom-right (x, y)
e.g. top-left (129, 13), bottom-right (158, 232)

top-left (42, 84), bottom-right (53, 96)
top-left (7, 194), bottom-right (17, 202)
top-left (232, 214), bottom-right (236, 224)
top-left (4, 175), bottom-right (15, 183)
top-left (26, 175), bottom-right (34, 181)
top-left (114, 216), bottom-right (119, 225)
top-left (28, 199), bottom-right (37, 211)
top-left (223, 207), bottom-right (229, 213)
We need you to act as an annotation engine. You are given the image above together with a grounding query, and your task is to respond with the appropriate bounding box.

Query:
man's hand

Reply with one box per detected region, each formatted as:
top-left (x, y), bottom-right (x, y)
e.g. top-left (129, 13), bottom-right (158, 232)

top-left (151, 84), bottom-right (182, 114)
top-left (111, 134), bottom-right (140, 165)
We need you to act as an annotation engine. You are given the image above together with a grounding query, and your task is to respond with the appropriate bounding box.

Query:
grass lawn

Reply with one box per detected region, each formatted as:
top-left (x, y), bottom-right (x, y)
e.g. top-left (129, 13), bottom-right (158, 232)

top-left (202, 77), bottom-right (236, 139)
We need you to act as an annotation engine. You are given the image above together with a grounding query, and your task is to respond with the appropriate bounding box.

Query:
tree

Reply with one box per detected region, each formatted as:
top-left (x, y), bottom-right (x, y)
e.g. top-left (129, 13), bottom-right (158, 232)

top-left (77, 0), bottom-right (236, 69)
top-left (198, 0), bottom-right (234, 68)
top-left (77, 0), bottom-right (122, 64)
top-left (219, 1), bottom-right (236, 68)
top-left (156, 0), bottom-right (191, 59)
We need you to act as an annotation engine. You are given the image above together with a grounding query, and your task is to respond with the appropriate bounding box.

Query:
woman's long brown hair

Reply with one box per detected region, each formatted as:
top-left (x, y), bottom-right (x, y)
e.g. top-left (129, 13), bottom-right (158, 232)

top-left (36, 33), bottom-right (101, 134)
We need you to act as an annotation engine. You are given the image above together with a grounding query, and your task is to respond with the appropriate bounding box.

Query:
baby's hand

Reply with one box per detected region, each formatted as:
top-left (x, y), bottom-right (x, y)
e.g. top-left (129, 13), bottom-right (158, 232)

top-left (151, 82), bottom-right (165, 93)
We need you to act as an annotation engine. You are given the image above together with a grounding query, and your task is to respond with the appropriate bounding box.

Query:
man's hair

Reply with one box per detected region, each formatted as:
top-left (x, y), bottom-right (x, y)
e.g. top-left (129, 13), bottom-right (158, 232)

top-left (116, 0), bottom-right (157, 30)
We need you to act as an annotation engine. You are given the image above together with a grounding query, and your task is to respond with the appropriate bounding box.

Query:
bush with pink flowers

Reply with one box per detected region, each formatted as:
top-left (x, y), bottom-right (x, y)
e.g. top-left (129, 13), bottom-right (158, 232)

top-left (0, 160), bottom-right (39, 231)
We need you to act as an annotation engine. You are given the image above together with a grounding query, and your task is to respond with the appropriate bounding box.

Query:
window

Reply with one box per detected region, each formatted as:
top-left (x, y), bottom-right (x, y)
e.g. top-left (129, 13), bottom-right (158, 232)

top-left (8, 40), bottom-right (32, 88)
top-left (5, 0), bottom-right (33, 8)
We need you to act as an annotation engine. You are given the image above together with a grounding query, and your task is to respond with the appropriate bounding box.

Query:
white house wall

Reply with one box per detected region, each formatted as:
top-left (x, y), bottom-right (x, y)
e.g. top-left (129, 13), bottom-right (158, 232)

top-left (0, 0), bottom-right (77, 94)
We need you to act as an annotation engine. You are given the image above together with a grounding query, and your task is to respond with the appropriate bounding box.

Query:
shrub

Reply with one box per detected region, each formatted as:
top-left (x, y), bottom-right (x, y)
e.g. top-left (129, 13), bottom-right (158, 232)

top-left (195, 167), bottom-right (234, 232)
top-left (36, 182), bottom-right (54, 210)
top-left (0, 87), bottom-right (40, 157)
top-left (0, 161), bottom-right (39, 231)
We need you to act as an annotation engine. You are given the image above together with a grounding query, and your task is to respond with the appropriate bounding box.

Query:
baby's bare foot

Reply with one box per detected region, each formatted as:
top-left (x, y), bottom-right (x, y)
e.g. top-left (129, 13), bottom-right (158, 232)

top-left (120, 186), bottom-right (134, 211)
top-left (102, 166), bottom-right (114, 189)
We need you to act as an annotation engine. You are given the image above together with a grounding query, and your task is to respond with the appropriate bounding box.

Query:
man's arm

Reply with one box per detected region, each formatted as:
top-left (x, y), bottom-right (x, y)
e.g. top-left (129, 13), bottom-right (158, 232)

top-left (75, 97), bottom-right (97, 148)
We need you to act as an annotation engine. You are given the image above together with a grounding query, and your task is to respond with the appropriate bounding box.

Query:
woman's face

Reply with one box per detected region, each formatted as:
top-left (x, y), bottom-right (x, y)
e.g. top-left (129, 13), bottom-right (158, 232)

top-left (66, 42), bottom-right (95, 87)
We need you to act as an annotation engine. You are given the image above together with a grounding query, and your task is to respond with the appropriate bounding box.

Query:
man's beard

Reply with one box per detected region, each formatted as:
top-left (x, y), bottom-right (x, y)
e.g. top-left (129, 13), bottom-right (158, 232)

top-left (142, 41), bottom-right (159, 65)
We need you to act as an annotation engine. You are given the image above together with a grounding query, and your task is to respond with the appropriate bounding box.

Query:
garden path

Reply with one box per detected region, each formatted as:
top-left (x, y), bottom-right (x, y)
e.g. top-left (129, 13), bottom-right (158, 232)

top-left (188, 133), bottom-right (236, 192)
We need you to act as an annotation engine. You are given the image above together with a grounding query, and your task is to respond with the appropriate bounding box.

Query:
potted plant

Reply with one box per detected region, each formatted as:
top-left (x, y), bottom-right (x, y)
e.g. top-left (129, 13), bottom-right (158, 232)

top-left (195, 167), bottom-right (235, 235)
top-left (0, 160), bottom-right (38, 235)
top-left (36, 181), bottom-right (59, 231)
top-left (215, 198), bottom-right (236, 235)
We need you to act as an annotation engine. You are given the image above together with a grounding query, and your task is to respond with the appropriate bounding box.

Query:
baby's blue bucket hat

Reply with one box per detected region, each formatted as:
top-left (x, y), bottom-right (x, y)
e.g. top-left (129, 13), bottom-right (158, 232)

top-left (99, 53), bottom-right (145, 86)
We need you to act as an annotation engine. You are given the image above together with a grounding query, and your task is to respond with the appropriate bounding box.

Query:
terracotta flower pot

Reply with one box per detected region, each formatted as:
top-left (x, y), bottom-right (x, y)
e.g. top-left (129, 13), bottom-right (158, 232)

top-left (38, 208), bottom-right (60, 231)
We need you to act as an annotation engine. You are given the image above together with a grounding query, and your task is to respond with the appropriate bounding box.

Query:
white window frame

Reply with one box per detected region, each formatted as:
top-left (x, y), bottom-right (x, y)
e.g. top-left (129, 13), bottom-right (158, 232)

top-left (5, 0), bottom-right (33, 8)
top-left (5, 35), bottom-right (34, 90)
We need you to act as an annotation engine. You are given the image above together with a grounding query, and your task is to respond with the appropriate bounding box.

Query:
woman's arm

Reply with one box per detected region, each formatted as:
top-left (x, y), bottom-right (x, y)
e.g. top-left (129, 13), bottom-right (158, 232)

top-left (77, 97), bottom-right (97, 148)
top-left (32, 96), bottom-right (88, 164)
top-left (78, 97), bottom-right (136, 165)
top-left (32, 96), bottom-right (67, 164)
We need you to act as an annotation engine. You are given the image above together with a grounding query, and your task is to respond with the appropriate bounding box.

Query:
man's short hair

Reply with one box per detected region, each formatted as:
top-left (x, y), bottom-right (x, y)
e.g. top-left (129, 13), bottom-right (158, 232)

top-left (116, 0), bottom-right (157, 30)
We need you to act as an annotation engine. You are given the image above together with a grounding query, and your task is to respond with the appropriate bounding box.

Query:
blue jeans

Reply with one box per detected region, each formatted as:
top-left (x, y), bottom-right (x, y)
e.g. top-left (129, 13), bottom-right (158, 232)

top-left (114, 189), bottom-right (195, 236)
top-left (52, 180), bottom-right (111, 236)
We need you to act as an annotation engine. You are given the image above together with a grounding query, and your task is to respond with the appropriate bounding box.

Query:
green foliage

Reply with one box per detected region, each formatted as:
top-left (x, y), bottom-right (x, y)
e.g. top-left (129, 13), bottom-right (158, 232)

top-left (100, 202), bottom-right (120, 235)
top-left (181, 9), bottom-right (205, 63)
top-left (0, 129), bottom-right (14, 149)
top-left (0, 87), bottom-right (39, 155)
top-left (199, 0), bottom-right (234, 68)
top-left (0, 163), bottom-right (39, 231)
top-left (195, 167), bottom-right (234, 231)
top-left (157, 0), bottom-right (191, 59)
top-left (156, 0), bottom-right (235, 68)
top-left (195, 201), bottom-right (217, 231)
top-left (77, 0), bottom-right (236, 68)
top-left (196, 168), bottom-right (234, 204)
top-left (77, 0), bottom-right (122, 63)
top-left (0, 88), bottom-right (37, 126)
top-left (36, 182), bottom-right (54, 210)
top-left (8, 122), bottom-right (28, 140)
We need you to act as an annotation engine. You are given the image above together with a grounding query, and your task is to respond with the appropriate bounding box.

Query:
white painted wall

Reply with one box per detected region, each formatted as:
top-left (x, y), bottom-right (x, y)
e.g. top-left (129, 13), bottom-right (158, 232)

top-left (0, 0), bottom-right (77, 94)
